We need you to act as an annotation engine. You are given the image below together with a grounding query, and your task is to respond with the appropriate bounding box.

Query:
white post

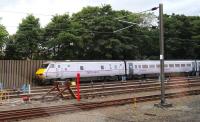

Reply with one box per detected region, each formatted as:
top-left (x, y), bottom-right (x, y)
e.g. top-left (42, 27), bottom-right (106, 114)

top-left (28, 84), bottom-right (31, 94)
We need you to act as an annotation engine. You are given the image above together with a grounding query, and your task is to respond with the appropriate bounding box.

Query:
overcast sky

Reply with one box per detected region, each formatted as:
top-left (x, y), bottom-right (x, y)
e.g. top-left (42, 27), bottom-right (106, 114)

top-left (0, 0), bottom-right (199, 34)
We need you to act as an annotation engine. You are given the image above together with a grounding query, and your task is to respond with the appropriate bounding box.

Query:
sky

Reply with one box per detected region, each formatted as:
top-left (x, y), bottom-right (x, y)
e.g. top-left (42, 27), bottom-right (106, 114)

top-left (0, 0), bottom-right (199, 34)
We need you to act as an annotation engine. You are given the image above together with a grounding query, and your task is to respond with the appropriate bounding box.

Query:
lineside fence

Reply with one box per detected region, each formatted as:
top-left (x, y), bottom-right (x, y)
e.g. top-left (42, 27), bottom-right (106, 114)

top-left (0, 60), bottom-right (47, 89)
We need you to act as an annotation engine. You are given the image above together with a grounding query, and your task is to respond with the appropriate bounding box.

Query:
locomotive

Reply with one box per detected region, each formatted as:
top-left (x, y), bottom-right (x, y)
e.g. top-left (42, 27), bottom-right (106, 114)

top-left (36, 60), bottom-right (200, 83)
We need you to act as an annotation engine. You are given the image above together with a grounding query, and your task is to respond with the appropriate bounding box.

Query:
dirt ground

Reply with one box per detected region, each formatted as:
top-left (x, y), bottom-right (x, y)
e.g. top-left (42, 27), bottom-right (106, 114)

top-left (16, 94), bottom-right (200, 122)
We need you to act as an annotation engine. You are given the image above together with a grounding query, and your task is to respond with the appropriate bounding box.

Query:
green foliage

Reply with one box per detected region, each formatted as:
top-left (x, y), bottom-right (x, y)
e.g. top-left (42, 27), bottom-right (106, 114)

top-left (2, 5), bottom-right (200, 60)
top-left (0, 25), bottom-right (8, 58)
top-left (42, 14), bottom-right (81, 59)
top-left (164, 14), bottom-right (200, 59)
top-left (4, 35), bottom-right (18, 59)
top-left (12, 15), bottom-right (42, 59)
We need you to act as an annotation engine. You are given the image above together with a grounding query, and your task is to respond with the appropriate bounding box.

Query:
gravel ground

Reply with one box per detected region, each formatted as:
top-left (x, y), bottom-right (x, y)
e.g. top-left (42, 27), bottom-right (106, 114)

top-left (0, 86), bottom-right (199, 111)
top-left (1, 85), bottom-right (200, 122)
top-left (18, 94), bottom-right (200, 122)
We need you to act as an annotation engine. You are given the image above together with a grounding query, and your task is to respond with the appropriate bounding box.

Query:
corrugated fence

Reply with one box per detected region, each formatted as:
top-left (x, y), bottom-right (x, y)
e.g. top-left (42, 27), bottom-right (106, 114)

top-left (0, 60), bottom-right (47, 89)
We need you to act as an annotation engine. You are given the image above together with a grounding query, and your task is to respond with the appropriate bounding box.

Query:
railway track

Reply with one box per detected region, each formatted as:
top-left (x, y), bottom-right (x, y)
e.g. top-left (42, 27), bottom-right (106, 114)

top-left (0, 89), bottom-right (199, 121)
top-left (3, 77), bottom-right (200, 100)
top-left (31, 77), bottom-right (200, 100)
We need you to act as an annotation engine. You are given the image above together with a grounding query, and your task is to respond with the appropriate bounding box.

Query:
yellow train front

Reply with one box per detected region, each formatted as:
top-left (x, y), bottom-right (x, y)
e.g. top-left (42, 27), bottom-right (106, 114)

top-left (35, 62), bottom-right (49, 80)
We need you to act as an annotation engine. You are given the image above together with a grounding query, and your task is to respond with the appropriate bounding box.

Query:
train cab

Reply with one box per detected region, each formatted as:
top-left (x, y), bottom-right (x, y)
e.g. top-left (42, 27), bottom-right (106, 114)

top-left (35, 62), bottom-right (50, 80)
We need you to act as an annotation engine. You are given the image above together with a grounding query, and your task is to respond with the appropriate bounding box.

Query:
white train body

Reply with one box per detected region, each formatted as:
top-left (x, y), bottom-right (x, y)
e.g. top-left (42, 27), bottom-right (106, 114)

top-left (126, 60), bottom-right (195, 75)
top-left (38, 61), bottom-right (125, 80)
top-left (36, 60), bottom-right (200, 81)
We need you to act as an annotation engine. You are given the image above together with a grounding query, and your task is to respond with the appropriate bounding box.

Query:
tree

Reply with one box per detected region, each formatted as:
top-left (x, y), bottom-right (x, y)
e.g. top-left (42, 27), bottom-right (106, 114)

top-left (4, 35), bottom-right (18, 59)
top-left (4, 5), bottom-right (199, 60)
top-left (43, 14), bottom-right (81, 59)
top-left (164, 14), bottom-right (200, 59)
top-left (0, 24), bottom-right (8, 59)
top-left (190, 16), bottom-right (200, 59)
top-left (14, 15), bottom-right (42, 59)
top-left (71, 5), bottom-right (150, 60)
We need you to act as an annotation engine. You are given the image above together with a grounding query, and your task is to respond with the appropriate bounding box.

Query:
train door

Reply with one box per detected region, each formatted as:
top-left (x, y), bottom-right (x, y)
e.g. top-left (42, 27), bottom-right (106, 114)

top-left (192, 62), bottom-right (196, 72)
top-left (119, 63), bottom-right (124, 75)
top-left (198, 62), bottom-right (200, 76)
top-left (56, 64), bottom-right (62, 79)
top-left (128, 63), bottom-right (134, 75)
top-left (199, 62), bottom-right (200, 70)
top-left (46, 63), bottom-right (56, 79)
top-left (109, 64), bottom-right (113, 76)
top-left (192, 62), bottom-right (197, 76)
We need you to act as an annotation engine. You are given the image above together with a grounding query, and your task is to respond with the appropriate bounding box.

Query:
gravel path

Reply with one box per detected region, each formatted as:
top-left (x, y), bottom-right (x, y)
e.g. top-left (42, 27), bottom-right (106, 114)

top-left (18, 94), bottom-right (200, 122)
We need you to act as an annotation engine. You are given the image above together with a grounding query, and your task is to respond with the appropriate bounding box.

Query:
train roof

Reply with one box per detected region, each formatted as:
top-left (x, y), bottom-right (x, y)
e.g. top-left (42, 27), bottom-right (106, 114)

top-left (126, 60), bottom-right (195, 62)
top-left (44, 59), bottom-right (197, 61)
top-left (42, 60), bottom-right (124, 64)
top-left (42, 60), bottom-right (198, 64)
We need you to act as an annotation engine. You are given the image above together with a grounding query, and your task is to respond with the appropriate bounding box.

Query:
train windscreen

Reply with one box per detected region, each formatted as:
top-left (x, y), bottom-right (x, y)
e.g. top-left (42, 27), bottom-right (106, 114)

top-left (41, 64), bottom-right (49, 68)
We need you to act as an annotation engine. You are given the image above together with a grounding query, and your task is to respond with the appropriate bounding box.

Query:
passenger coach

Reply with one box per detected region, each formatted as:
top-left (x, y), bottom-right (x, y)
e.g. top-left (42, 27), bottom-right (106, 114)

top-left (126, 60), bottom-right (195, 75)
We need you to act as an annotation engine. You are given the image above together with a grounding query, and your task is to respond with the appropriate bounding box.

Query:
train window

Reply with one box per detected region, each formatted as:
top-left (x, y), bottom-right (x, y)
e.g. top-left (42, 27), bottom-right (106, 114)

top-left (115, 65), bottom-right (117, 69)
top-left (67, 65), bottom-right (70, 67)
top-left (58, 65), bottom-right (61, 68)
top-left (135, 65), bottom-right (137, 69)
top-left (142, 65), bottom-right (148, 68)
top-left (101, 65), bottom-right (104, 70)
top-left (41, 64), bottom-right (49, 68)
top-left (109, 64), bottom-right (112, 69)
top-left (164, 64), bottom-right (168, 67)
top-left (181, 64), bottom-right (185, 67)
top-left (175, 64), bottom-right (180, 67)
top-left (149, 65), bottom-right (155, 68)
top-left (138, 65), bottom-right (141, 68)
top-left (169, 64), bottom-right (174, 67)
top-left (80, 66), bottom-right (84, 70)
top-left (49, 64), bottom-right (54, 68)
top-left (156, 64), bottom-right (160, 68)
top-left (187, 64), bottom-right (191, 67)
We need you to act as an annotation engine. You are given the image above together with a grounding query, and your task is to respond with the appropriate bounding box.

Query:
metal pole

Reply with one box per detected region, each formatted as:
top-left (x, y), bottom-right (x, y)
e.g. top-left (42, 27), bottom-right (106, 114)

top-left (76, 73), bottom-right (80, 101)
top-left (159, 3), bottom-right (165, 105)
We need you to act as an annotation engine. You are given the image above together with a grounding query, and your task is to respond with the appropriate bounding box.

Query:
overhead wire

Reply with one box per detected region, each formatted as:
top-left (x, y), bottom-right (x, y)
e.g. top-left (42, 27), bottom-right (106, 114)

top-left (115, 7), bottom-right (158, 20)
top-left (4, 22), bottom-right (159, 38)
top-left (0, 6), bottom-right (158, 25)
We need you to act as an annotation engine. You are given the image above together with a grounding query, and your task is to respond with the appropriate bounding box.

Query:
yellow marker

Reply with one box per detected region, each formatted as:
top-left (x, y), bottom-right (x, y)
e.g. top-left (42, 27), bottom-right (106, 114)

top-left (0, 91), bottom-right (2, 101)
top-left (5, 91), bottom-right (9, 100)
top-left (71, 81), bottom-right (76, 86)
top-left (133, 97), bottom-right (137, 109)
top-left (0, 90), bottom-right (9, 103)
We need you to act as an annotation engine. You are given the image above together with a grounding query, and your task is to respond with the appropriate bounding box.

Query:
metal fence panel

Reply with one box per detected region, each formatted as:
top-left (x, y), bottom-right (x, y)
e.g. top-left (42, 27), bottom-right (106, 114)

top-left (0, 60), bottom-right (46, 89)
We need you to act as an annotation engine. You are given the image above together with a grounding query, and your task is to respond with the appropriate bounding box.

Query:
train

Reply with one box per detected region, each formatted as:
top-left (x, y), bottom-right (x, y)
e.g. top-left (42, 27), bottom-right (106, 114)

top-left (35, 60), bottom-right (200, 83)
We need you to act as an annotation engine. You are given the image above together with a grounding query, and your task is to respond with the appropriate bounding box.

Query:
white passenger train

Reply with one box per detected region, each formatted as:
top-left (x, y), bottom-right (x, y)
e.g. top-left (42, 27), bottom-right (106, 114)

top-left (36, 60), bottom-right (200, 82)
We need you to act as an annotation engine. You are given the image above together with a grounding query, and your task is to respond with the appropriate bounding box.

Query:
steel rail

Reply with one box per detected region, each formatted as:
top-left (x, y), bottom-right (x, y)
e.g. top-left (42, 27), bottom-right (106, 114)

top-left (0, 89), bottom-right (199, 121)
